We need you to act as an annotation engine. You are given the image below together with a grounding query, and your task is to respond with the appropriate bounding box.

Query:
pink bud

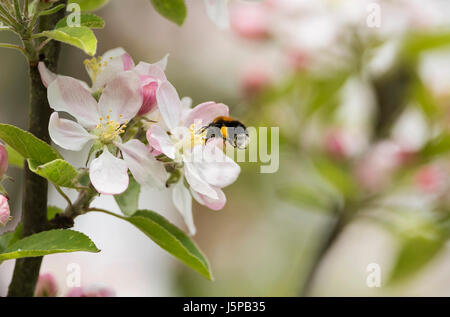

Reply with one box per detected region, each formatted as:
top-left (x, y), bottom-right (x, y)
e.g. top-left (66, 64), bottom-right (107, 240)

top-left (35, 273), bottom-right (58, 297)
top-left (415, 165), bottom-right (444, 194)
top-left (138, 76), bottom-right (158, 116)
top-left (230, 3), bottom-right (270, 40)
top-left (0, 144), bottom-right (8, 178)
top-left (286, 48), bottom-right (310, 71)
top-left (0, 195), bottom-right (9, 226)
top-left (66, 286), bottom-right (115, 297)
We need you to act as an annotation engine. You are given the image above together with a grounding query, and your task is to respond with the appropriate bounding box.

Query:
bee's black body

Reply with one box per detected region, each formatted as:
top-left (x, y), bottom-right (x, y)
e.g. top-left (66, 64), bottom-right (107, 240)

top-left (201, 116), bottom-right (249, 149)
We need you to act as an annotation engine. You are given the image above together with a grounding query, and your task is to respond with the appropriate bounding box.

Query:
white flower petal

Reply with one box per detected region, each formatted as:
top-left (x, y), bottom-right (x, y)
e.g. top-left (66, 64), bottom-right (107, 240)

top-left (184, 160), bottom-right (218, 199)
top-left (190, 142), bottom-right (240, 188)
top-left (98, 71), bottom-right (143, 123)
top-left (49, 112), bottom-right (96, 151)
top-left (92, 48), bottom-right (135, 91)
top-left (156, 81), bottom-right (182, 131)
top-left (134, 62), bottom-right (167, 81)
top-left (146, 124), bottom-right (176, 159)
top-left (48, 76), bottom-right (100, 129)
top-left (183, 102), bottom-right (229, 127)
top-left (154, 54), bottom-right (169, 71)
top-left (173, 181), bottom-right (196, 235)
top-left (204, 0), bottom-right (230, 29)
top-left (89, 147), bottom-right (129, 195)
top-left (117, 140), bottom-right (167, 188)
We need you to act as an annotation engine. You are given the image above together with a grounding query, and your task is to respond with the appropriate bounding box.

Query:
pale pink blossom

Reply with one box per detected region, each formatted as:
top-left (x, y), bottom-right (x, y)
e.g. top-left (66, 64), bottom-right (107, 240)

top-left (147, 81), bottom-right (241, 235)
top-left (204, 0), bottom-right (264, 29)
top-left (240, 63), bottom-right (272, 97)
top-left (45, 70), bottom-right (167, 195)
top-left (0, 143), bottom-right (8, 178)
top-left (35, 273), bottom-right (58, 297)
top-left (415, 165), bottom-right (446, 194)
top-left (230, 2), bottom-right (269, 40)
top-left (0, 194), bottom-right (10, 226)
top-left (66, 286), bottom-right (115, 297)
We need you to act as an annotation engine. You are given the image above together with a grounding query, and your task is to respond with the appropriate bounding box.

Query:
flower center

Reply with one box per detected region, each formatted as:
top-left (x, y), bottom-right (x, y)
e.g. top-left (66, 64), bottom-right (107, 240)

top-left (94, 111), bottom-right (128, 144)
top-left (177, 124), bottom-right (206, 152)
top-left (83, 56), bottom-right (113, 83)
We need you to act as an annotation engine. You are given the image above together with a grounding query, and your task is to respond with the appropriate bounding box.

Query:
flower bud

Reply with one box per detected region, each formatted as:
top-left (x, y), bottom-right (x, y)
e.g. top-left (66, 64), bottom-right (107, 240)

top-left (0, 195), bottom-right (10, 226)
top-left (230, 3), bottom-right (270, 40)
top-left (35, 273), bottom-right (58, 297)
top-left (0, 144), bottom-right (8, 179)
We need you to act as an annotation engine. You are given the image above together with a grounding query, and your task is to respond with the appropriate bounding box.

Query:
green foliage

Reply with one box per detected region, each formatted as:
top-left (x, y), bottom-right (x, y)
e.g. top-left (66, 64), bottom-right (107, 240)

top-left (103, 209), bottom-right (212, 280)
top-left (403, 32), bottom-right (450, 60)
top-left (0, 229), bottom-right (99, 261)
top-left (37, 26), bottom-right (98, 56)
top-left (55, 13), bottom-right (105, 29)
top-left (114, 176), bottom-right (140, 216)
top-left (150, 0), bottom-right (187, 26)
top-left (28, 159), bottom-right (80, 188)
top-left (277, 184), bottom-right (332, 213)
top-left (39, 4), bottom-right (66, 16)
top-left (47, 206), bottom-right (64, 221)
top-left (68, 0), bottom-right (110, 11)
top-left (5, 144), bottom-right (23, 168)
top-left (420, 133), bottom-right (450, 161)
top-left (0, 225), bottom-right (22, 254)
top-left (0, 124), bottom-right (61, 165)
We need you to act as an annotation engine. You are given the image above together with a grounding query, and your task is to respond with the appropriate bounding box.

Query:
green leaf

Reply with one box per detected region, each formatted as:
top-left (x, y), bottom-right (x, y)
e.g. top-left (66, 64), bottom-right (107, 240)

top-left (150, 0), bottom-right (187, 26)
top-left (277, 184), bottom-right (331, 212)
top-left (68, 0), bottom-right (110, 11)
top-left (39, 3), bottom-right (66, 16)
top-left (0, 224), bottom-right (22, 254)
top-left (420, 133), bottom-right (450, 161)
top-left (0, 124), bottom-right (61, 165)
top-left (47, 206), bottom-right (64, 221)
top-left (389, 233), bottom-right (446, 284)
top-left (28, 159), bottom-right (79, 188)
top-left (5, 144), bottom-right (23, 168)
top-left (313, 157), bottom-right (358, 198)
top-left (403, 32), bottom-right (450, 60)
top-left (55, 13), bottom-right (105, 29)
top-left (114, 176), bottom-right (140, 216)
top-left (104, 209), bottom-right (212, 280)
top-left (0, 229), bottom-right (99, 261)
top-left (37, 26), bottom-right (97, 56)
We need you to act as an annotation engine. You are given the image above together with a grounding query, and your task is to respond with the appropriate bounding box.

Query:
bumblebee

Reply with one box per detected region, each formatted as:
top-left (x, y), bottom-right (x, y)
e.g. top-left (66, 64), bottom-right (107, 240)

top-left (199, 116), bottom-right (249, 149)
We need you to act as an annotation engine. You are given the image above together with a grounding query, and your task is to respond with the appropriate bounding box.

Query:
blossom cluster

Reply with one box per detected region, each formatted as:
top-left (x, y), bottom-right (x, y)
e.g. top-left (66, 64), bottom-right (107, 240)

top-left (39, 48), bottom-right (242, 235)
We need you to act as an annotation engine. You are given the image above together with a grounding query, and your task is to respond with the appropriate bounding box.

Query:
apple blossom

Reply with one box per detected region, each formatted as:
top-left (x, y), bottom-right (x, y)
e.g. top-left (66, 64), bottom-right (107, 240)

top-left (39, 48), bottom-right (169, 116)
top-left (230, 2), bottom-right (270, 40)
top-left (203, 0), bottom-right (264, 29)
top-left (147, 81), bottom-right (241, 235)
top-left (0, 194), bottom-right (10, 226)
top-left (45, 69), bottom-right (167, 195)
top-left (35, 273), bottom-right (58, 297)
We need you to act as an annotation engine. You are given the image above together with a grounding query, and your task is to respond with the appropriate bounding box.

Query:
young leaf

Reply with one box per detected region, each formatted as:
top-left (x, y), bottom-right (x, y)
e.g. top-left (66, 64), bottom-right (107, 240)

top-left (127, 210), bottom-right (212, 280)
top-left (0, 124), bottom-right (61, 165)
top-left (0, 224), bottom-right (22, 254)
top-left (37, 26), bottom-right (97, 56)
top-left (150, 0), bottom-right (187, 26)
top-left (28, 158), bottom-right (79, 188)
top-left (69, 0), bottom-right (110, 11)
top-left (5, 144), bottom-right (23, 168)
top-left (39, 3), bottom-right (66, 16)
top-left (0, 229), bottom-right (99, 261)
top-left (114, 176), bottom-right (140, 216)
top-left (55, 13), bottom-right (105, 29)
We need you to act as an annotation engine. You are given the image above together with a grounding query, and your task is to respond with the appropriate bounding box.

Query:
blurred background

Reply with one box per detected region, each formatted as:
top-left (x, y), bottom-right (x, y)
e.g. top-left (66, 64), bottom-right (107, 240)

top-left (2, 0), bottom-right (450, 296)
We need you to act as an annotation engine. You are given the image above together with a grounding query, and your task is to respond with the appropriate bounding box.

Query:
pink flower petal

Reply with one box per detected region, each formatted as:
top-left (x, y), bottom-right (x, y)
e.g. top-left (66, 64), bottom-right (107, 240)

top-left (183, 102), bottom-right (229, 127)
top-left (97, 71), bottom-right (143, 124)
top-left (89, 148), bottom-right (129, 195)
top-left (0, 195), bottom-right (10, 226)
top-left (117, 140), bottom-right (167, 189)
top-left (172, 181), bottom-right (196, 235)
top-left (146, 125), bottom-right (176, 159)
top-left (134, 62), bottom-right (167, 82)
top-left (38, 62), bottom-right (57, 88)
top-left (191, 186), bottom-right (226, 211)
top-left (35, 273), bottom-right (58, 297)
top-left (48, 76), bottom-right (100, 129)
top-left (156, 81), bottom-right (182, 131)
top-left (138, 80), bottom-right (158, 115)
top-left (49, 112), bottom-right (96, 151)
top-left (0, 144), bottom-right (8, 178)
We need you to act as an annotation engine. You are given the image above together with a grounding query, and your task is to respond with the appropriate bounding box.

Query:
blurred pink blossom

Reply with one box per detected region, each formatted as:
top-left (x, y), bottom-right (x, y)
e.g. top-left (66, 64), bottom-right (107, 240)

top-left (0, 144), bottom-right (8, 179)
top-left (35, 273), bottom-right (58, 297)
top-left (66, 286), bottom-right (115, 297)
top-left (241, 63), bottom-right (272, 97)
top-left (414, 165), bottom-right (446, 194)
top-left (230, 3), bottom-right (270, 40)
